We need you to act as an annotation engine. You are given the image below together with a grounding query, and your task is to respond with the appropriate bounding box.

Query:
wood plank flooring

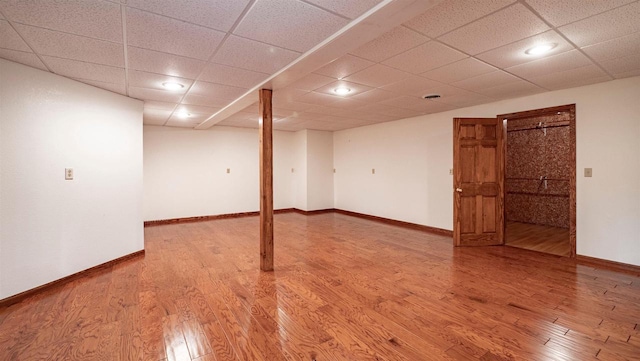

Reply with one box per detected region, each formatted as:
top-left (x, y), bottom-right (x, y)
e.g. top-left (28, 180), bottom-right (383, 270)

top-left (1, 212), bottom-right (639, 360)
top-left (506, 221), bottom-right (571, 257)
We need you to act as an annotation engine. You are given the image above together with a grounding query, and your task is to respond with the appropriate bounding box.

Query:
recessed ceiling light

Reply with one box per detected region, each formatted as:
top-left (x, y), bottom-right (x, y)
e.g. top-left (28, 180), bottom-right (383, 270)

top-left (162, 82), bottom-right (184, 90)
top-left (525, 43), bottom-right (557, 55)
top-left (176, 111), bottom-right (191, 119)
top-left (333, 87), bottom-right (351, 96)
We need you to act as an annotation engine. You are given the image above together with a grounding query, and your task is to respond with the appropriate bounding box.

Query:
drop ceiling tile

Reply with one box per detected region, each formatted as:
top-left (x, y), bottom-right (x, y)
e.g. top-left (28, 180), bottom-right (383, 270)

top-left (143, 108), bottom-right (172, 125)
top-left (200, 63), bottom-right (269, 88)
top-left (300, 120), bottom-right (344, 131)
top-left (126, 0), bottom-right (250, 32)
top-left (313, 54), bottom-right (374, 79)
top-left (476, 30), bottom-right (575, 69)
top-left (558, 2), bottom-right (640, 47)
top-left (417, 83), bottom-right (469, 98)
top-left (0, 20), bottom-right (30, 51)
top-left (272, 88), bottom-right (309, 103)
top-left (381, 76), bottom-right (444, 97)
top-left (180, 94), bottom-right (235, 108)
top-left (506, 50), bottom-right (594, 80)
top-left (350, 88), bottom-right (398, 103)
top-left (216, 118), bottom-right (258, 128)
top-left (72, 78), bottom-right (127, 95)
top-left (525, 0), bottom-right (635, 27)
top-left (420, 100), bottom-right (457, 114)
top-left (303, 105), bottom-right (352, 117)
top-left (128, 70), bottom-right (193, 93)
top-left (303, 0), bottom-right (383, 19)
top-left (421, 58), bottom-right (495, 84)
top-left (286, 73), bottom-right (336, 91)
top-left (295, 91), bottom-right (341, 106)
top-left (439, 3), bottom-right (549, 55)
top-left (272, 99), bottom-right (314, 112)
top-left (324, 98), bottom-right (368, 111)
top-left (352, 112), bottom-right (396, 123)
top-left (212, 35), bottom-right (300, 74)
top-left (476, 80), bottom-right (545, 99)
top-left (128, 47), bottom-right (206, 79)
top-left (437, 92), bottom-right (495, 107)
top-left (527, 64), bottom-right (611, 90)
top-left (43, 56), bottom-right (124, 83)
top-left (382, 41), bottom-right (467, 74)
top-left (16, 24), bottom-right (124, 67)
top-left (343, 64), bottom-right (411, 88)
top-left (581, 32), bottom-right (640, 63)
top-left (380, 95), bottom-right (432, 112)
top-left (354, 102), bottom-right (420, 118)
top-left (349, 25), bottom-right (429, 62)
top-left (314, 80), bottom-right (373, 97)
top-left (144, 101), bottom-right (178, 111)
top-left (130, 86), bottom-right (183, 103)
top-left (600, 53), bottom-right (640, 77)
top-left (404, 0), bottom-right (516, 38)
top-left (0, 48), bottom-right (47, 70)
top-left (176, 104), bottom-right (221, 115)
top-left (166, 111), bottom-right (211, 126)
top-left (234, 0), bottom-right (348, 53)
top-left (126, 8), bottom-right (225, 60)
top-left (188, 81), bottom-right (248, 100)
top-left (0, 0), bottom-right (122, 42)
top-left (165, 118), bottom-right (200, 128)
top-left (451, 70), bottom-right (520, 91)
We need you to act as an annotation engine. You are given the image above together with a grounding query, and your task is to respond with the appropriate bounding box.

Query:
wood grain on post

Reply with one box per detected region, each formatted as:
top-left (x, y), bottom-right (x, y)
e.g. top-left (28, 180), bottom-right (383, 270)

top-left (259, 89), bottom-right (274, 271)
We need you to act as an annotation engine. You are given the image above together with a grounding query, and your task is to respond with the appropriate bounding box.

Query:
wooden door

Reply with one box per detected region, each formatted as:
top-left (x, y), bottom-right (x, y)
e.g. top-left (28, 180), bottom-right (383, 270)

top-left (453, 118), bottom-right (505, 246)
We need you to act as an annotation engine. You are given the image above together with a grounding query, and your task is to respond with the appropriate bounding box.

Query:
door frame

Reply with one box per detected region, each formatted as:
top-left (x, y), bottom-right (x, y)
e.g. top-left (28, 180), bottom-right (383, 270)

top-left (497, 104), bottom-right (577, 258)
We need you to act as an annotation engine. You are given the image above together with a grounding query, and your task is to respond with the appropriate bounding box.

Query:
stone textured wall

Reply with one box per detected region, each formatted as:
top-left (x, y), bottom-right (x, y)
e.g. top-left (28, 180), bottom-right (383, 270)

top-left (506, 113), bottom-right (571, 228)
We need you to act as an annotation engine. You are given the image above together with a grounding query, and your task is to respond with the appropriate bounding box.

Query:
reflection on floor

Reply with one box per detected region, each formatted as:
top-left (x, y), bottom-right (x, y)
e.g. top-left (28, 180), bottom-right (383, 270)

top-left (506, 221), bottom-right (570, 257)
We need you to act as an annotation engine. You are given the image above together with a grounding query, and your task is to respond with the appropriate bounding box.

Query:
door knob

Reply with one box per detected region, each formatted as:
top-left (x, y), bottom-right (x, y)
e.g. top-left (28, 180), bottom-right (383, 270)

top-left (456, 188), bottom-right (462, 192)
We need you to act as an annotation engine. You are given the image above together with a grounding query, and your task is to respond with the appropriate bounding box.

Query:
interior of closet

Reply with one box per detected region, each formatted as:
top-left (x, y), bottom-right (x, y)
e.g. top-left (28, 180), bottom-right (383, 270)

top-left (504, 110), bottom-right (572, 256)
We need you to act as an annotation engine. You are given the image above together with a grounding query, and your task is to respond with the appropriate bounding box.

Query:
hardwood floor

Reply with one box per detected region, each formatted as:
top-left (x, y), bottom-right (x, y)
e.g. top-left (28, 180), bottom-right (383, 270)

top-left (506, 221), bottom-right (571, 257)
top-left (1, 212), bottom-right (639, 360)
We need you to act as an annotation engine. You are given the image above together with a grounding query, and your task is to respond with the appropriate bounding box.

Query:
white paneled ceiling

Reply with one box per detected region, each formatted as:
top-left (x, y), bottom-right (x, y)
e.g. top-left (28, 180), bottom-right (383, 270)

top-left (0, 0), bottom-right (639, 132)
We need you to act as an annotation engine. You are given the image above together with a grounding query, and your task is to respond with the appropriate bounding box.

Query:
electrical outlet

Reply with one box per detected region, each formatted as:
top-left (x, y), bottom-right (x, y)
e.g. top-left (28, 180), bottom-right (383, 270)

top-left (333, 168), bottom-right (336, 173)
top-left (226, 168), bottom-right (230, 174)
top-left (584, 168), bottom-right (593, 177)
top-left (449, 168), bottom-right (453, 175)
top-left (65, 168), bottom-right (73, 180)
top-left (291, 168), bottom-right (294, 173)
top-left (372, 168), bottom-right (375, 174)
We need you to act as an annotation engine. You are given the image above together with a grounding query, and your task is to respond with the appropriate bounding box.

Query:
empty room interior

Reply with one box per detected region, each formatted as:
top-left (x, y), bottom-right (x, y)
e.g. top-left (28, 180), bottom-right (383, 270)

top-left (1, 0), bottom-right (640, 360)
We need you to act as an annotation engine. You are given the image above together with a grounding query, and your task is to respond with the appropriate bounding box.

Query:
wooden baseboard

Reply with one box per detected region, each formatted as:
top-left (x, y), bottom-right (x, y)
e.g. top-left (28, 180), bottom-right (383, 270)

top-left (333, 209), bottom-right (454, 237)
top-left (145, 208), bottom-right (452, 237)
top-left (576, 255), bottom-right (640, 276)
top-left (291, 208), bottom-right (335, 215)
top-left (0, 250), bottom-right (145, 308)
top-left (144, 211), bottom-right (261, 226)
top-left (143, 208), bottom-right (336, 226)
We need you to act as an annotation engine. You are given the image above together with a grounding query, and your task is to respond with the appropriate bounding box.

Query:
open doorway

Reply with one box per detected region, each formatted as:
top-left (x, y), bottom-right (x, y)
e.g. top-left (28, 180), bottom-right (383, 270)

top-left (499, 105), bottom-right (576, 257)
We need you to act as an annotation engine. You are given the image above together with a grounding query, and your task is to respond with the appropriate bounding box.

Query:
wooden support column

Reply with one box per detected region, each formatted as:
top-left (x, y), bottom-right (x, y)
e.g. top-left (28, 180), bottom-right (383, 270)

top-left (259, 89), bottom-right (274, 271)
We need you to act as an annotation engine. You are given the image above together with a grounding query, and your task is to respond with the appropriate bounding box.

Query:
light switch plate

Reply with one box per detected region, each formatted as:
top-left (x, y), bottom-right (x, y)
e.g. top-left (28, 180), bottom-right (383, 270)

top-left (372, 168), bottom-right (375, 174)
top-left (226, 168), bottom-right (230, 174)
top-left (584, 168), bottom-right (592, 177)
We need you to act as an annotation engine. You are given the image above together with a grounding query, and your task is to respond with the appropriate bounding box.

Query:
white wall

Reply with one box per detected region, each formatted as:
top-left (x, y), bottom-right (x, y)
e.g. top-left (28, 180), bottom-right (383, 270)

top-left (334, 76), bottom-right (640, 266)
top-left (292, 130), bottom-right (308, 211)
top-left (306, 130), bottom-right (334, 211)
top-left (0, 59), bottom-right (144, 299)
top-left (143, 126), bottom-right (297, 221)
